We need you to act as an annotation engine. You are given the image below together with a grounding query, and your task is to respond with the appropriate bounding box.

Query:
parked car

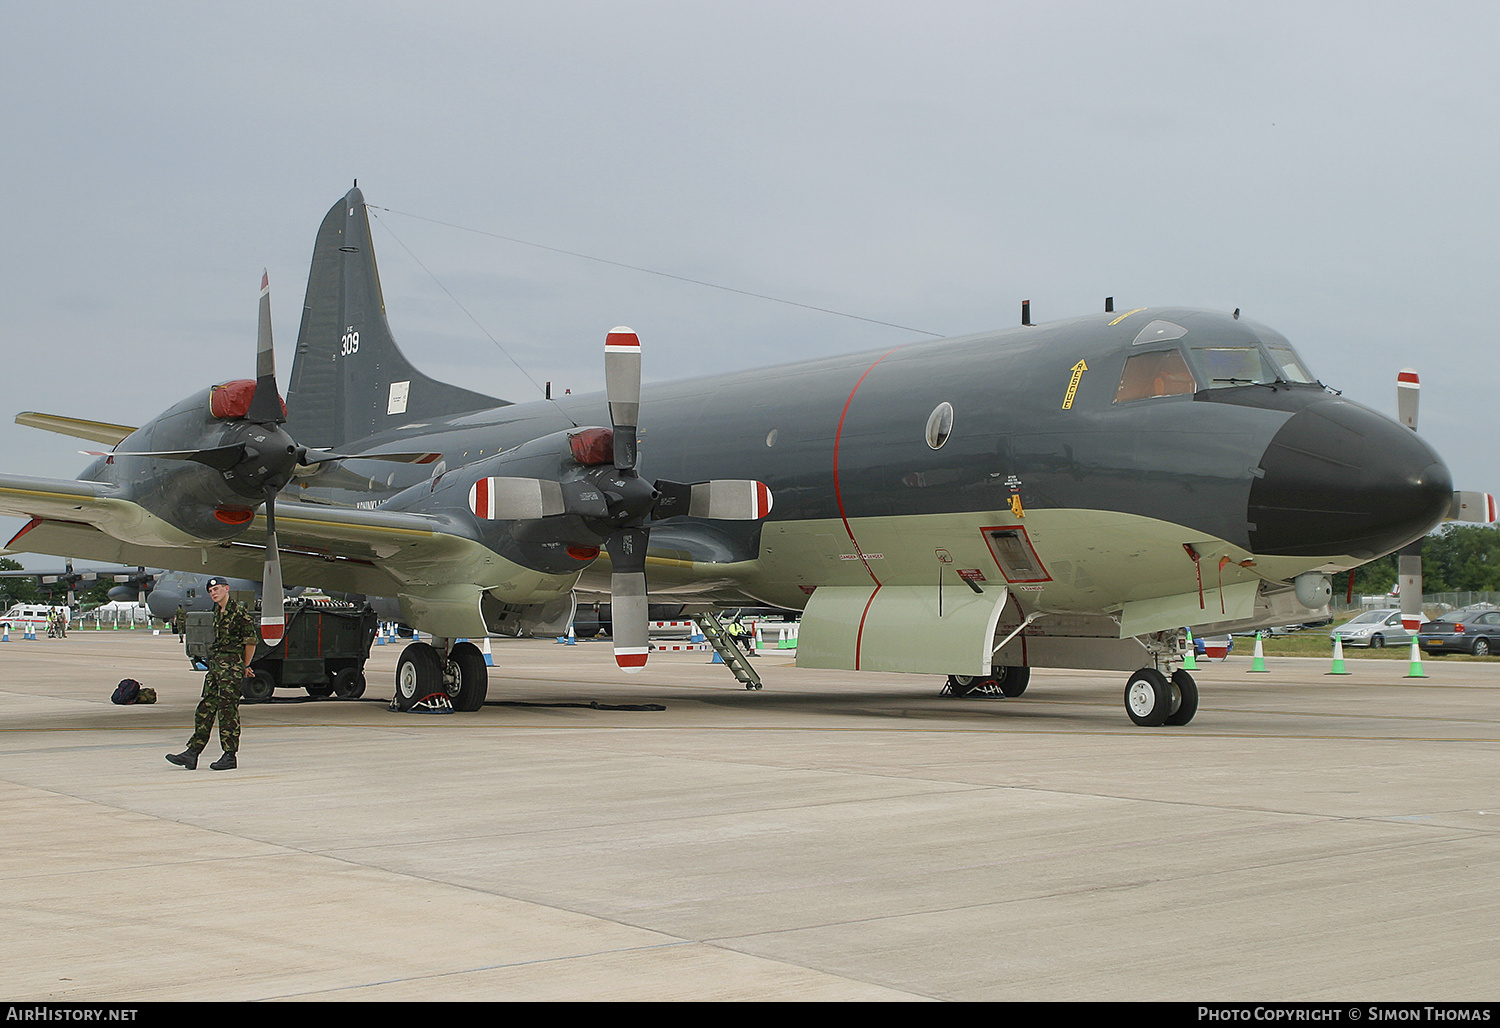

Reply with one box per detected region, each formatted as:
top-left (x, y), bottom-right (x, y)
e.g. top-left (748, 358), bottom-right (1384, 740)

top-left (1417, 605), bottom-right (1500, 657)
top-left (1328, 608), bottom-right (1427, 649)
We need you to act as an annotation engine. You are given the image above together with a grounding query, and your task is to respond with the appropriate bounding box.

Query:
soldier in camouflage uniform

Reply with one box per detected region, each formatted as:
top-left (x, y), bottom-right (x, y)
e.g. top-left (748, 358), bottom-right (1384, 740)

top-left (166, 577), bottom-right (259, 771)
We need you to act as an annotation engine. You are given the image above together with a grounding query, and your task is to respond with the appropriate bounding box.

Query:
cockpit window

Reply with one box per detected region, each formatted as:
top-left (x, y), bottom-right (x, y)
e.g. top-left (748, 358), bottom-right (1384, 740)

top-left (1265, 345), bottom-right (1317, 384)
top-left (1189, 342), bottom-right (1320, 388)
top-left (1115, 349), bottom-right (1197, 403)
top-left (1191, 346), bottom-right (1281, 387)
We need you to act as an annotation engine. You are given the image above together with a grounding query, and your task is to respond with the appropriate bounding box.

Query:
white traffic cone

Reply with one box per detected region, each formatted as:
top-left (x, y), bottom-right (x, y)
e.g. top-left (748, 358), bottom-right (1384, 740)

top-left (1248, 631), bottom-right (1268, 672)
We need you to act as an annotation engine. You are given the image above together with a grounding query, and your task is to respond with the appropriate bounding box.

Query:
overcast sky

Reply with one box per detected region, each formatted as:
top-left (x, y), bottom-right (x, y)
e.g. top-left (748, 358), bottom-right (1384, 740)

top-left (2, 1), bottom-right (1496, 568)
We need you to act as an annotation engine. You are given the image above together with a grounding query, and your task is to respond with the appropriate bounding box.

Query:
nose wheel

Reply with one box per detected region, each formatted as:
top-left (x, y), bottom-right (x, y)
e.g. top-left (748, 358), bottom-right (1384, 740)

top-left (1124, 667), bottom-right (1198, 726)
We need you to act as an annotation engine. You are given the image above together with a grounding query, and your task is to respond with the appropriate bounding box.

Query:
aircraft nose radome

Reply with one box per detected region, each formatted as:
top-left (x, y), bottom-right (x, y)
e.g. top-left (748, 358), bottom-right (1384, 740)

top-left (1247, 399), bottom-right (1453, 559)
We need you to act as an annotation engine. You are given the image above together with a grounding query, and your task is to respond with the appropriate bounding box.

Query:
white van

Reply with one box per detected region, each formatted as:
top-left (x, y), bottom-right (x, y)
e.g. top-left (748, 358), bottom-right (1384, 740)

top-left (1, 604), bottom-right (70, 632)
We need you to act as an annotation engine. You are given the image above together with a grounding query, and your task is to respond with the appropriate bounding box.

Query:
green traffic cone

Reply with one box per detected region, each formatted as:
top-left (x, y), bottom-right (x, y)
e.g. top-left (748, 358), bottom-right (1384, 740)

top-left (1404, 637), bottom-right (1428, 679)
top-left (1248, 631), bottom-right (1268, 672)
top-left (1327, 634), bottom-right (1350, 675)
top-left (1182, 628), bottom-right (1199, 670)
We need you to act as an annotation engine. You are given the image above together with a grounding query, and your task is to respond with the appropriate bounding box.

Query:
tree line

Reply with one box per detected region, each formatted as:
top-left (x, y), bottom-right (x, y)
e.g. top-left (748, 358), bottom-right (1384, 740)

top-left (1349, 525), bottom-right (1500, 597)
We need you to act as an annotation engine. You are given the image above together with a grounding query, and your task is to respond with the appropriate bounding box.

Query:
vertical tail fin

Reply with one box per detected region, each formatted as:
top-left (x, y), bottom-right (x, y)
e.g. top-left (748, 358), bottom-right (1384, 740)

top-left (285, 186), bottom-right (507, 450)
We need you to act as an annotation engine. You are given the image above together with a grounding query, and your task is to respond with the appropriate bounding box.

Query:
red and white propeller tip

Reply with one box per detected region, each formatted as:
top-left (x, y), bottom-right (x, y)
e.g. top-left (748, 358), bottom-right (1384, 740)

top-left (1396, 368), bottom-right (1419, 432)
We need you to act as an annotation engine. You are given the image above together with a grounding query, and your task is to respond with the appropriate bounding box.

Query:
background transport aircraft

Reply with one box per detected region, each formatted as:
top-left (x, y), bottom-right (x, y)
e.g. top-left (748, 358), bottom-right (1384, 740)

top-left (0, 559), bottom-right (157, 610)
top-left (0, 187), bottom-right (1486, 726)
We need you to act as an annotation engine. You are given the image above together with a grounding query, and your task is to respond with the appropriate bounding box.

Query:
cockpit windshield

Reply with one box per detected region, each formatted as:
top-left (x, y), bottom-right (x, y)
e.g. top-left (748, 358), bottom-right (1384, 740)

top-left (1112, 320), bottom-right (1321, 404)
top-left (1189, 341), bottom-right (1318, 389)
top-left (1192, 346), bottom-right (1280, 386)
top-left (1114, 342), bottom-right (1320, 404)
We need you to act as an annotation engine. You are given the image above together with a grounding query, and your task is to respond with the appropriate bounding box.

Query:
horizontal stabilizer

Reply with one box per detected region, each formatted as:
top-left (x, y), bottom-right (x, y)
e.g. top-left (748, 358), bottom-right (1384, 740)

top-left (16, 412), bottom-right (137, 446)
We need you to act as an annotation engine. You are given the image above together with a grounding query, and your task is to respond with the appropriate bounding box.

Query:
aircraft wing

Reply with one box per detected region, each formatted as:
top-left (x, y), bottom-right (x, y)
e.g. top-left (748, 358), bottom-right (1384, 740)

top-left (0, 475), bottom-right (493, 599)
top-left (0, 474), bottom-right (144, 548)
top-left (15, 412), bottom-right (138, 446)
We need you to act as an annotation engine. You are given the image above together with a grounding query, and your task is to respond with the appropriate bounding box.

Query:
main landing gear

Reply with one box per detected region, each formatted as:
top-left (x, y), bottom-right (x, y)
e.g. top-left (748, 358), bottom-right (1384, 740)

top-left (1123, 667), bottom-right (1198, 727)
top-left (394, 639), bottom-right (488, 712)
top-left (945, 665), bottom-right (1030, 698)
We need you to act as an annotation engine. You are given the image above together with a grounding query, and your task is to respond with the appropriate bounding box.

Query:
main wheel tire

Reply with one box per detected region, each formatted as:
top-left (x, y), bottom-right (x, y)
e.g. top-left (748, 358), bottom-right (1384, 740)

top-left (331, 666), bottom-right (366, 699)
top-left (446, 641), bottom-right (489, 711)
top-left (1165, 669), bottom-right (1199, 726)
top-left (395, 642), bottom-right (444, 712)
top-left (1472, 638), bottom-right (1491, 658)
top-left (1125, 668), bottom-right (1172, 727)
top-left (241, 667), bottom-right (276, 703)
top-left (995, 665), bottom-right (1030, 697)
top-left (947, 674), bottom-right (980, 697)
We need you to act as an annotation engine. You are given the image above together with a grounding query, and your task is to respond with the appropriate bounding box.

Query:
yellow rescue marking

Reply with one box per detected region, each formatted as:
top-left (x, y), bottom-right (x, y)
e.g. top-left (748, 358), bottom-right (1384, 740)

top-left (1109, 307), bottom-right (1147, 326)
top-left (1061, 359), bottom-right (1088, 409)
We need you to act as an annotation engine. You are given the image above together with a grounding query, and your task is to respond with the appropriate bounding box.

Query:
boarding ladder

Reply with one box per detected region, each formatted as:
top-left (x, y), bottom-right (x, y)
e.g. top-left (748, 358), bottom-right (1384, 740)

top-left (693, 612), bottom-right (763, 690)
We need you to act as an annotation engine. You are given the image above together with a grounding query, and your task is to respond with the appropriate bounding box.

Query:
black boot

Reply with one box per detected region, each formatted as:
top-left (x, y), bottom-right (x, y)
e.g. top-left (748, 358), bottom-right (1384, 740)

top-left (210, 752), bottom-right (237, 771)
top-left (166, 749), bottom-right (198, 770)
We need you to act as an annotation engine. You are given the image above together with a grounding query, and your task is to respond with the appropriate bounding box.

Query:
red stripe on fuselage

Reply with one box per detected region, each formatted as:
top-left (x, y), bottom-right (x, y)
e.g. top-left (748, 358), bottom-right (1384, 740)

top-left (832, 348), bottom-right (902, 587)
top-left (832, 347), bottom-right (905, 670)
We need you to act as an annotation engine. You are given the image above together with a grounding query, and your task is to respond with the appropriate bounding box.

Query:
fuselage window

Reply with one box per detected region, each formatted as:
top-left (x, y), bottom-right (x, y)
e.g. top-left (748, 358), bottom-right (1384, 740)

top-left (1114, 350), bottom-right (1197, 404)
top-left (925, 402), bottom-right (954, 449)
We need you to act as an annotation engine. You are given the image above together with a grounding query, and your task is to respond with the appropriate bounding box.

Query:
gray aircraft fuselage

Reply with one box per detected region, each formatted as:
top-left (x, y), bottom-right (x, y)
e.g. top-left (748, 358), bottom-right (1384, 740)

top-left (281, 305), bottom-right (1448, 613)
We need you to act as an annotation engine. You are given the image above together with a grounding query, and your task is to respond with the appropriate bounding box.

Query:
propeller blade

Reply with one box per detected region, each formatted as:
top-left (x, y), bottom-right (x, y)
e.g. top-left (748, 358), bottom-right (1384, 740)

top-left (259, 488), bottom-right (285, 644)
top-left (606, 526), bottom-right (649, 672)
top-left (247, 270), bottom-right (286, 425)
top-left (1396, 368), bottom-right (1419, 432)
top-left (468, 477), bottom-right (567, 520)
top-left (296, 447), bottom-right (444, 467)
top-left (1398, 543), bottom-right (1423, 632)
top-left (653, 479), bottom-right (773, 521)
top-left (79, 443), bottom-right (248, 471)
top-left (1395, 368), bottom-right (1423, 630)
top-left (604, 327), bottom-right (641, 471)
top-left (1449, 491), bottom-right (1498, 524)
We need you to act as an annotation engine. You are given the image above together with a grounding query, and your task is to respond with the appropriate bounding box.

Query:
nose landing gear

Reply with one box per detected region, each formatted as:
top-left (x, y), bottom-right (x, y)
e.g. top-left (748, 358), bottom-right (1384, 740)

top-left (1124, 667), bottom-right (1198, 726)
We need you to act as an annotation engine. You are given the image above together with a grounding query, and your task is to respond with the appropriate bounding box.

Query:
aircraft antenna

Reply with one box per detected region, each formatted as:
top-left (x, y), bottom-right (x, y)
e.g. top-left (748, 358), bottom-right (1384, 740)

top-left (367, 209), bottom-right (579, 427)
top-left (370, 205), bottom-right (947, 339)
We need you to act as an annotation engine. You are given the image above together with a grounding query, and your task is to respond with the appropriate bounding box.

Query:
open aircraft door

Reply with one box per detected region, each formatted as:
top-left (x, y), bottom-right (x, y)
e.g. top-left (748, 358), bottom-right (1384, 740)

top-left (797, 584), bottom-right (1010, 676)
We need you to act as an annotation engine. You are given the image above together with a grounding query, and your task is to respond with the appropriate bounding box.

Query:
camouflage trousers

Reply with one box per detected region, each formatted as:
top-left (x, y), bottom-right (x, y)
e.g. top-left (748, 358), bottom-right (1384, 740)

top-left (187, 670), bottom-right (242, 754)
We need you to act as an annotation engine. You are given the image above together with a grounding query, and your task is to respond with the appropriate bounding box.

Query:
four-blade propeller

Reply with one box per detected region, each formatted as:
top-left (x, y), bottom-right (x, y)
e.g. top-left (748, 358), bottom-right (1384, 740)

top-left (468, 327), bottom-right (772, 672)
top-left (87, 273), bottom-right (438, 643)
